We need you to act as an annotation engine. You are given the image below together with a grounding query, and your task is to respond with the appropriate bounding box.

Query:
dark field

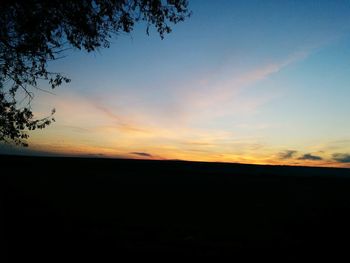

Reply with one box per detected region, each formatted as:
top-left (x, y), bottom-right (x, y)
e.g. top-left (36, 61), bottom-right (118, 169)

top-left (2, 155), bottom-right (350, 260)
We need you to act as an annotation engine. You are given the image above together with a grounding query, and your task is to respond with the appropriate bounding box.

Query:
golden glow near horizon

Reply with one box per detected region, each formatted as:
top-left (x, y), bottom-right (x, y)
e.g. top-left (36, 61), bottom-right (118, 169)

top-left (25, 82), bottom-right (350, 168)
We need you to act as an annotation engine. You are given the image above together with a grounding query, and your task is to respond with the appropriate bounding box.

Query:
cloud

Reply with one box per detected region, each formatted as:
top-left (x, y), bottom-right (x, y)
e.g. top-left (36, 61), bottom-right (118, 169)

top-left (182, 50), bottom-right (309, 111)
top-left (85, 153), bottom-right (105, 157)
top-left (92, 101), bottom-right (149, 133)
top-left (130, 152), bottom-right (153, 157)
top-left (278, 150), bottom-right (298, 160)
top-left (298, 153), bottom-right (323, 161)
top-left (332, 153), bottom-right (350, 163)
top-left (62, 125), bottom-right (91, 133)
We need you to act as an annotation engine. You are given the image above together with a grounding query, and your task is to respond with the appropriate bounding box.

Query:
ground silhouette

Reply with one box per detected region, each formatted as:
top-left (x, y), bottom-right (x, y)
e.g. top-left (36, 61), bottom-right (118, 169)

top-left (2, 155), bottom-right (350, 260)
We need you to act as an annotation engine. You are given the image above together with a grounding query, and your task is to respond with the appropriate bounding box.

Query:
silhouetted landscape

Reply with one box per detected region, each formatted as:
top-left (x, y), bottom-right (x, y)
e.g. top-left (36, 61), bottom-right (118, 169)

top-left (2, 1), bottom-right (350, 261)
top-left (3, 154), bottom-right (350, 260)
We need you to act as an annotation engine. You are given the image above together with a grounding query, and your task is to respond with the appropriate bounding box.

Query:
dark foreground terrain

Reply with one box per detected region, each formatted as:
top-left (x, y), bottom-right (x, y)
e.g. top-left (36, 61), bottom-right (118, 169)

top-left (2, 155), bottom-right (350, 260)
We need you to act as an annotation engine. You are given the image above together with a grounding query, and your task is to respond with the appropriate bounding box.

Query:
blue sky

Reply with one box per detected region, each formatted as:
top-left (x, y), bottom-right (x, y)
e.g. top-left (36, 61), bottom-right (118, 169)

top-left (2, 0), bottom-right (350, 167)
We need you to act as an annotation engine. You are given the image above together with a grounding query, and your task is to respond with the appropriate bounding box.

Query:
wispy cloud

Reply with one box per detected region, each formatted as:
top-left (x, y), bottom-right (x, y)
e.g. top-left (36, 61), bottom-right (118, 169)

top-left (61, 125), bottom-right (91, 133)
top-left (278, 150), bottom-right (298, 160)
top-left (229, 50), bottom-right (308, 87)
top-left (130, 152), bottom-right (153, 158)
top-left (85, 153), bottom-right (105, 157)
top-left (332, 153), bottom-right (350, 163)
top-left (181, 50), bottom-right (310, 113)
top-left (298, 153), bottom-right (323, 161)
top-left (91, 101), bottom-right (150, 134)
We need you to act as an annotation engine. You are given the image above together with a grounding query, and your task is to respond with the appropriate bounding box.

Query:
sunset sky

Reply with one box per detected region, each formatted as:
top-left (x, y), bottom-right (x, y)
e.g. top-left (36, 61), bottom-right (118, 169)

top-left (2, 0), bottom-right (350, 167)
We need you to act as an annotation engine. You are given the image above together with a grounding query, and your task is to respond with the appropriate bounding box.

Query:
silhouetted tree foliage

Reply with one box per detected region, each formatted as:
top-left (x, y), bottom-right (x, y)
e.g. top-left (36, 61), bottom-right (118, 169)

top-left (0, 0), bottom-right (190, 146)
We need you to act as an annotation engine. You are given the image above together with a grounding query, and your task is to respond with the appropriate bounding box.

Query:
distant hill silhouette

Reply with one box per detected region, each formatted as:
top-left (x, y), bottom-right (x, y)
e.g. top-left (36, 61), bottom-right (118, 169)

top-left (2, 155), bottom-right (350, 260)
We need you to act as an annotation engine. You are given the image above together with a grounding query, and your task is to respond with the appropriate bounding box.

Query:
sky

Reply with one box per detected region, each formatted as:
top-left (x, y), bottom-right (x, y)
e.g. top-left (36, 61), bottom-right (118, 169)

top-left (2, 0), bottom-right (350, 168)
